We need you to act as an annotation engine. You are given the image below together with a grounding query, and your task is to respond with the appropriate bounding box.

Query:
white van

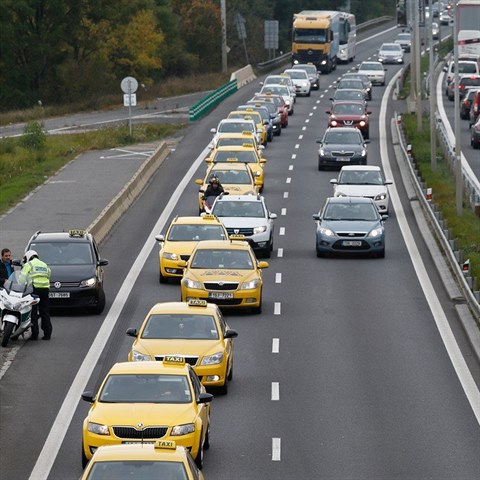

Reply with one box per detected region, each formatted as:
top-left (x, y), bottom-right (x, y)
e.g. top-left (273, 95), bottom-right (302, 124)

top-left (443, 59), bottom-right (480, 95)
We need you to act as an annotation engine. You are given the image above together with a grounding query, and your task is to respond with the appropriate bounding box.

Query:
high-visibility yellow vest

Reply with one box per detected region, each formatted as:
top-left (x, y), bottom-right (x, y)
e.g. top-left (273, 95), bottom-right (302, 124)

top-left (21, 258), bottom-right (51, 289)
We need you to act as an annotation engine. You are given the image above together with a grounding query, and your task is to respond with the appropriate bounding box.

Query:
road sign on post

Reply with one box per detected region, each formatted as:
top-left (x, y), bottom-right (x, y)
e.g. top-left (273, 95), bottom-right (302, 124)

top-left (120, 76), bottom-right (138, 135)
top-left (264, 20), bottom-right (279, 59)
top-left (235, 13), bottom-right (249, 65)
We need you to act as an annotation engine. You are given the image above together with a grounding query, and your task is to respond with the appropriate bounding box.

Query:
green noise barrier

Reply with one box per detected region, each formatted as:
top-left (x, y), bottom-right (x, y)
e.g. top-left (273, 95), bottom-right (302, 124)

top-left (189, 79), bottom-right (238, 121)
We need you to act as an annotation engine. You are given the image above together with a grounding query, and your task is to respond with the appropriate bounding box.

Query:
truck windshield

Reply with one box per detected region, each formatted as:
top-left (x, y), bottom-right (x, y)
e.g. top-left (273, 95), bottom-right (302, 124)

top-left (293, 28), bottom-right (327, 44)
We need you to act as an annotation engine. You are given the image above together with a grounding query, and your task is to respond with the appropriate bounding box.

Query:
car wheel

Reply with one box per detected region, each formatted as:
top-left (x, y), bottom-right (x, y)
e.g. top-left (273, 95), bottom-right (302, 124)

top-left (227, 361), bottom-right (234, 381)
top-left (218, 378), bottom-right (228, 395)
top-left (382, 81), bottom-right (386, 86)
top-left (93, 289), bottom-right (106, 315)
top-left (276, 127), bottom-right (282, 136)
top-left (251, 291), bottom-right (262, 314)
top-left (377, 248), bottom-right (385, 259)
top-left (364, 130), bottom-right (369, 140)
top-left (316, 249), bottom-right (324, 258)
top-left (194, 432), bottom-right (204, 470)
top-left (204, 421), bottom-right (211, 449)
top-left (159, 271), bottom-right (168, 284)
top-left (318, 159), bottom-right (324, 171)
top-left (81, 443), bottom-right (89, 469)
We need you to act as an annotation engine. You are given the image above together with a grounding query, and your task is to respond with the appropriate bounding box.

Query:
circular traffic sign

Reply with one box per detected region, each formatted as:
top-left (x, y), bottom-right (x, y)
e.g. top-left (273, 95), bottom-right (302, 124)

top-left (120, 76), bottom-right (138, 94)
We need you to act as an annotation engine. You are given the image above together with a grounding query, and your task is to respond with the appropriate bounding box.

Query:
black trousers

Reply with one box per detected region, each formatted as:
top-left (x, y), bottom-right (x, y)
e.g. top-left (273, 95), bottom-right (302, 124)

top-left (31, 287), bottom-right (52, 339)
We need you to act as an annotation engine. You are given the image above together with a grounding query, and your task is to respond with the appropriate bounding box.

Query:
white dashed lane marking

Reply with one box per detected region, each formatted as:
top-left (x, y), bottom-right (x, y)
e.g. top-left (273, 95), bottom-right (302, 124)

top-left (294, 144), bottom-right (300, 149)
top-left (272, 338), bottom-right (279, 353)
top-left (271, 382), bottom-right (280, 401)
top-left (274, 303), bottom-right (281, 315)
top-left (291, 154), bottom-right (296, 160)
top-left (281, 208), bottom-right (287, 216)
top-left (283, 192), bottom-right (289, 199)
top-left (298, 135), bottom-right (303, 139)
top-left (286, 177), bottom-right (291, 184)
top-left (272, 438), bottom-right (281, 461)
top-left (275, 273), bottom-right (282, 283)
top-left (288, 165), bottom-right (293, 170)
top-left (279, 227), bottom-right (285, 235)
top-left (277, 248), bottom-right (283, 258)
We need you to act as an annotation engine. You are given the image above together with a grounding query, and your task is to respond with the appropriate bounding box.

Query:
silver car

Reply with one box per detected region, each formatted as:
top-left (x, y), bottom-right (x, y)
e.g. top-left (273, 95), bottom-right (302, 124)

top-left (330, 165), bottom-right (393, 214)
top-left (395, 33), bottom-right (412, 52)
top-left (211, 194), bottom-right (277, 258)
top-left (358, 61), bottom-right (387, 86)
top-left (378, 43), bottom-right (405, 64)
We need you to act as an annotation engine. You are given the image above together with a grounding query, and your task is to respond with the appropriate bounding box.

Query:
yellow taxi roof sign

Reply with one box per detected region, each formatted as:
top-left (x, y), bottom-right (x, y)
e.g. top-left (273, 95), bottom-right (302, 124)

top-left (163, 356), bottom-right (185, 365)
top-left (227, 157), bottom-right (239, 162)
top-left (188, 299), bottom-right (208, 307)
top-left (241, 130), bottom-right (253, 135)
top-left (155, 440), bottom-right (176, 450)
top-left (202, 214), bottom-right (216, 221)
top-left (229, 234), bottom-right (246, 241)
top-left (69, 229), bottom-right (86, 237)
top-left (242, 143), bottom-right (254, 148)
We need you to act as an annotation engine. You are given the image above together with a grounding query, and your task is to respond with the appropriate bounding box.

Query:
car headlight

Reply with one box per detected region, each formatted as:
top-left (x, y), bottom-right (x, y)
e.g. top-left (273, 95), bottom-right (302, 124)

top-left (321, 60), bottom-right (327, 65)
top-left (302, 82), bottom-right (308, 87)
top-left (374, 193), bottom-right (387, 201)
top-left (88, 422), bottom-right (109, 436)
top-left (183, 278), bottom-right (202, 289)
top-left (253, 225), bottom-right (267, 234)
top-left (285, 100), bottom-right (291, 106)
top-left (335, 192), bottom-right (347, 197)
top-left (368, 227), bottom-right (384, 238)
top-left (331, 120), bottom-right (338, 126)
top-left (359, 121), bottom-right (366, 127)
top-left (241, 278), bottom-right (260, 290)
top-left (319, 148), bottom-right (326, 156)
top-left (131, 350), bottom-right (153, 361)
top-left (163, 252), bottom-right (178, 261)
top-left (201, 352), bottom-right (224, 365)
top-left (171, 423), bottom-right (195, 436)
top-left (80, 277), bottom-right (96, 288)
top-left (361, 149), bottom-right (367, 157)
top-left (319, 227), bottom-right (335, 237)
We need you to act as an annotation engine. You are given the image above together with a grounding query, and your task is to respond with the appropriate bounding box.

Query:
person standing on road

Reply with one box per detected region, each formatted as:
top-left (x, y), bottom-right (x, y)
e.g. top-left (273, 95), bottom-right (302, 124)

top-left (0, 248), bottom-right (14, 287)
top-left (21, 250), bottom-right (52, 340)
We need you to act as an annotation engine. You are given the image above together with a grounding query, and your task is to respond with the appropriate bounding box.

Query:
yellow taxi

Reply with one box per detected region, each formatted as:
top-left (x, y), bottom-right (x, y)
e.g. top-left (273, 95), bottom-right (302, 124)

top-left (155, 215), bottom-right (228, 283)
top-left (205, 144), bottom-right (266, 192)
top-left (195, 162), bottom-right (260, 213)
top-left (179, 237), bottom-right (268, 313)
top-left (127, 300), bottom-right (237, 394)
top-left (227, 110), bottom-right (267, 146)
top-left (81, 440), bottom-right (204, 479)
top-left (81, 359), bottom-right (212, 469)
top-left (208, 130), bottom-right (264, 156)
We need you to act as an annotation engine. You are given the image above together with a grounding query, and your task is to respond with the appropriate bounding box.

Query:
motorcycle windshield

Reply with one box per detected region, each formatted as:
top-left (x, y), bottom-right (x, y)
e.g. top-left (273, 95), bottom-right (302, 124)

top-left (3, 271), bottom-right (34, 295)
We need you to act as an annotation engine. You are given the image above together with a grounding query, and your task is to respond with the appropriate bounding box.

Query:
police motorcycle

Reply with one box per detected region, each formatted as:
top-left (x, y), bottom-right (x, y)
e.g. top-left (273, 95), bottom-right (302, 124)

top-left (0, 271), bottom-right (39, 347)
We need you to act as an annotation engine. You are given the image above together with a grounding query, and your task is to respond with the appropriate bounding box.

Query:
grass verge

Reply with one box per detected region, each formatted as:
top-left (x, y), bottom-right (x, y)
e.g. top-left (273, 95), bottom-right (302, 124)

top-left (0, 122), bottom-right (184, 214)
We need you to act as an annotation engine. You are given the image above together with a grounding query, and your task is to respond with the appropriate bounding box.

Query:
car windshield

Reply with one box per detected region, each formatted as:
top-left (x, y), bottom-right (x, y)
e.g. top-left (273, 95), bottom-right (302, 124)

top-left (216, 137), bottom-right (255, 148)
top-left (323, 202), bottom-right (379, 221)
top-left (334, 90), bottom-right (364, 101)
top-left (261, 85), bottom-right (289, 96)
top-left (141, 314), bottom-right (219, 340)
top-left (29, 241), bottom-right (93, 265)
top-left (191, 249), bottom-right (254, 269)
top-left (167, 225), bottom-right (226, 241)
top-left (229, 112), bottom-right (261, 123)
top-left (264, 77), bottom-right (290, 87)
top-left (293, 28), bottom-right (327, 43)
top-left (324, 131), bottom-right (363, 145)
top-left (397, 34), bottom-right (411, 40)
top-left (382, 44), bottom-right (402, 51)
top-left (86, 461), bottom-right (189, 480)
top-left (360, 63), bottom-right (383, 71)
top-left (213, 150), bottom-right (257, 164)
top-left (332, 103), bottom-right (365, 115)
top-left (286, 70), bottom-right (308, 79)
top-left (249, 101), bottom-right (276, 115)
top-left (213, 201), bottom-right (265, 218)
top-left (458, 63), bottom-right (477, 74)
top-left (240, 107), bottom-right (269, 121)
top-left (218, 122), bottom-right (254, 133)
top-left (338, 170), bottom-right (384, 185)
top-left (211, 169), bottom-right (251, 184)
top-left (337, 80), bottom-right (363, 90)
top-left (294, 65), bottom-right (317, 75)
top-left (99, 374), bottom-right (191, 404)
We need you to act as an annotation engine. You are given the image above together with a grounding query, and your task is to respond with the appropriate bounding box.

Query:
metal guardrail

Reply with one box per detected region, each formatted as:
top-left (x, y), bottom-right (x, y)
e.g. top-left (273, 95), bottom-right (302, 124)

top-left (394, 112), bottom-right (480, 317)
top-left (256, 16), bottom-right (394, 71)
top-left (189, 80), bottom-right (238, 121)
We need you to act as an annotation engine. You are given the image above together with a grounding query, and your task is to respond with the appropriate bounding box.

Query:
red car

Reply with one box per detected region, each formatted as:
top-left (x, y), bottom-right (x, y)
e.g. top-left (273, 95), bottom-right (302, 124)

top-left (252, 94), bottom-right (288, 128)
top-left (471, 117), bottom-right (480, 149)
top-left (326, 100), bottom-right (372, 139)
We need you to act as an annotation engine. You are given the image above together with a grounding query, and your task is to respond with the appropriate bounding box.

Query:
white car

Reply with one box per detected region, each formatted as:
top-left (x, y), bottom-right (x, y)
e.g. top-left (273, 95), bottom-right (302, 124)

top-left (378, 43), bottom-right (404, 64)
top-left (330, 165), bottom-right (393, 214)
top-left (357, 61), bottom-right (387, 86)
top-left (443, 60), bottom-right (480, 94)
top-left (260, 75), bottom-right (296, 98)
top-left (259, 84), bottom-right (295, 115)
top-left (210, 118), bottom-right (260, 146)
top-left (291, 63), bottom-right (320, 90)
top-left (211, 194), bottom-right (277, 258)
top-left (283, 68), bottom-right (311, 96)
top-left (439, 9), bottom-right (451, 25)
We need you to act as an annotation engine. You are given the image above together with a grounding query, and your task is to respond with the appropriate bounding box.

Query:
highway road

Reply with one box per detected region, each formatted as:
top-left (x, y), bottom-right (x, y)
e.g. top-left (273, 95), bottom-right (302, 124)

top-left (1, 21), bottom-right (479, 480)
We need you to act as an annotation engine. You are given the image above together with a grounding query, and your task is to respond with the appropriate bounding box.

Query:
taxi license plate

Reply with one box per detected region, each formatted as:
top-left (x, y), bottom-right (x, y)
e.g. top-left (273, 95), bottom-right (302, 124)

top-left (208, 292), bottom-right (234, 300)
top-left (342, 240), bottom-right (362, 247)
top-left (122, 441), bottom-right (155, 445)
top-left (49, 292), bottom-right (70, 298)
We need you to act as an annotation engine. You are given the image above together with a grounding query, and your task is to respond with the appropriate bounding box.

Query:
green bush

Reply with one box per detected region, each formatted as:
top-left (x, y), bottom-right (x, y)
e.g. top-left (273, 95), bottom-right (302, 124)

top-left (21, 121), bottom-right (46, 150)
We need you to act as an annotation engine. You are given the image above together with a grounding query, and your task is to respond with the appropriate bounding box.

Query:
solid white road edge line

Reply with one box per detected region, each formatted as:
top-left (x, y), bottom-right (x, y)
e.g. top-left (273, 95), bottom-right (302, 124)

top-left (380, 70), bottom-right (480, 425)
top-left (28, 145), bottom-right (212, 480)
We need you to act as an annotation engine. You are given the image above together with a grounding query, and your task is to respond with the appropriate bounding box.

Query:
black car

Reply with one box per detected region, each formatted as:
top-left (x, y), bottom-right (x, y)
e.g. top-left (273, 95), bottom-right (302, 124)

top-left (316, 127), bottom-right (370, 170)
top-left (26, 229), bottom-right (108, 314)
top-left (341, 73), bottom-right (373, 100)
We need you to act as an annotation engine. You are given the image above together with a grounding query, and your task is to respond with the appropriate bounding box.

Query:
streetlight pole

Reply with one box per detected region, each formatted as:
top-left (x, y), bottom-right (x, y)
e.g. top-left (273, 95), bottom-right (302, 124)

top-left (453, 1), bottom-right (463, 215)
top-left (221, 0), bottom-right (227, 73)
top-left (415, 0), bottom-right (423, 131)
top-left (429, 0), bottom-right (437, 170)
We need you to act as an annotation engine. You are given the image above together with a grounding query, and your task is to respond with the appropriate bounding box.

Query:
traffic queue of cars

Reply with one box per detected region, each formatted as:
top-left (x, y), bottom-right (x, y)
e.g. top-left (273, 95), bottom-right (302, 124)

top-left (314, 60), bottom-right (391, 258)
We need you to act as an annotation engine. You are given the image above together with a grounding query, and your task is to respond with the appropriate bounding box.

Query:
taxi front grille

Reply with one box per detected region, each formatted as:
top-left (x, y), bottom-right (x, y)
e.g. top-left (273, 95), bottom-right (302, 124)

top-left (155, 355), bottom-right (198, 366)
top-left (113, 426), bottom-right (168, 439)
top-left (226, 227), bottom-right (254, 236)
top-left (204, 282), bottom-right (239, 290)
top-left (180, 255), bottom-right (190, 261)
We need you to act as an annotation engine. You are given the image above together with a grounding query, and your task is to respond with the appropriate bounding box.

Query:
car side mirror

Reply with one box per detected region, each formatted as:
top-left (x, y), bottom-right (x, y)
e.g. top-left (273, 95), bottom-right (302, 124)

top-left (330, 179), bottom-right (338, 185)
top-left (269, 213), bottom-right (277, 219)
top-left (384, 68), bottom-right (388, 71)
top-left (155, 234), bottom-right (165, 242)
top-left (126, 328), bottom-right (137, 337)
top-left (364, 140), bottom-right (371, 144)
top-left (198, 392), bottom-right (214, 404)
top-left (210, 128), bottom-right (216, 133)
top-left (260, 159), bottom-right (267, 164)
top-left (177, 260), bottom-right (187, 268)
top-left (312, 214), bottom-right (321, 221)
top-left (325, 110), bottom-right (331, 114)
top-left (205, 158), bottom-right (213, 163)
top-left (385, 179), bottom-right (393, 185)
top-left (442, 66), bottom-right (447, 72)
top-left (257, 261), bottom-right (269, 269)
top-left (98, 259), bottom-right (109, 266)
top-left (367, 111), bottom-right (372, 115)
top-left (381, 215), bottom-right (389, 221)
top-left (329, 97), bottom-right (334, 101)
top-left (81, 391), bottom-right (95, 403)
top-left (316, 140), bottom-right (323, 145)
top-left (224, 329), bottom-right (238, 339)
top-left (195, 179), bottom-right (203, 185)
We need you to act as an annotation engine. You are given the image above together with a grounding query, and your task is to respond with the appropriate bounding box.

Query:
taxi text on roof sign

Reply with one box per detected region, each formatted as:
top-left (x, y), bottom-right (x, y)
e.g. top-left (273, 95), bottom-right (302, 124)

top-left (155, 439), bottom-right (176, 450)
top-left (188, 299), bottom-right (208, 307)
top-left (229, 234), bottom-right (246, 241)
top-left (202, 214), bottom-right (217, 221)
top-left (163, 355), bottom-right (186, 365)
top-left (69, 229), bottom-right (86, 237)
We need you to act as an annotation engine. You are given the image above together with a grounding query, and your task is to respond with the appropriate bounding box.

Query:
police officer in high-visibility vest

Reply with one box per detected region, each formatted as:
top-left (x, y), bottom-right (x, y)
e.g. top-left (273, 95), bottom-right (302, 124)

top-left (21, 250), bottom-right (52, 340)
